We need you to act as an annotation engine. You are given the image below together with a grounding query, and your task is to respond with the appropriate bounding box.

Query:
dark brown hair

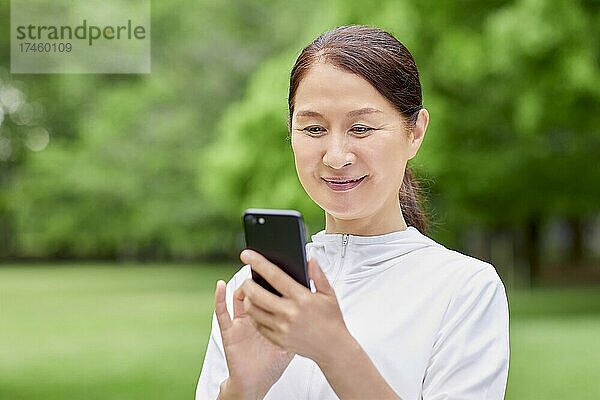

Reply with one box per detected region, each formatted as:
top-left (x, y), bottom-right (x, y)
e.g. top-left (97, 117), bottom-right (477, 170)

top-left (287, 25), bottom-right (428, 233)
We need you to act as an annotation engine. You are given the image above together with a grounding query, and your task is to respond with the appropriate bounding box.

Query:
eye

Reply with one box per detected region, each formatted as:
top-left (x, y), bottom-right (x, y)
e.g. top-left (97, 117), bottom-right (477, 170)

top-left (351, 125), bottom-right (374, 135)
top-left (302, 126), bottom-right (326, 135)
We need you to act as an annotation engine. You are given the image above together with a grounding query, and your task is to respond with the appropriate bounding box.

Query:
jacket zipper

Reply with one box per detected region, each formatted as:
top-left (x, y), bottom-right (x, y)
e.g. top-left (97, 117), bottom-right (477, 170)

top-left (331, 234), bottom-right (349, 286)
top-left (341, 234), bottom-right (349, 258)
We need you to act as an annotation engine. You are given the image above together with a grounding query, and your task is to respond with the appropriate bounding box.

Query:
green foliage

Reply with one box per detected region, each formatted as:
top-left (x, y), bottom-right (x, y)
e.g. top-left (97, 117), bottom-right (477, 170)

top-left (2, 0), bottom-right (320, 260)
top-left (182, 0), bottom-right (600, 256)
top-left (443, 1), bottom-right (597, 229)
top-left (199, 51), bottom-right (324, 249)
top-left (1, 0), bottom-right (598, 260)
top-left (9, 80), bottom-right (211, 258)
top-left (198, 0), bottom-right (599, 259)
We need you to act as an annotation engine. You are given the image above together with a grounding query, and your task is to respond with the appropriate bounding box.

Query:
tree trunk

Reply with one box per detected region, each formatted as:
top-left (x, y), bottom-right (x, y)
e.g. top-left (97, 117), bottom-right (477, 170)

top-left (525, 219), bottom-right (541, 287)
top-left (567, 216), bottom-right (584, 267)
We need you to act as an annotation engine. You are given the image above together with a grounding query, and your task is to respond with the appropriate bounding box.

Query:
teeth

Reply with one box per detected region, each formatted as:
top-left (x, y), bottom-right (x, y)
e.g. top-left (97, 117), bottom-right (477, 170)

top-left (331, 177), bottom-right (361, 183)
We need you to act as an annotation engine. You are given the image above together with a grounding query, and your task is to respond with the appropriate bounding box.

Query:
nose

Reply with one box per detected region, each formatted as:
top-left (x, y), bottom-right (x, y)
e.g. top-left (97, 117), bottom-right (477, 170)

top-left (322, 132), bottom-right (355, 169)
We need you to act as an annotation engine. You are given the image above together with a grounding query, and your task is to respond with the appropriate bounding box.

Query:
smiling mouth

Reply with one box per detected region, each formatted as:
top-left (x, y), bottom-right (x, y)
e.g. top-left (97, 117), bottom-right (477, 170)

top-left (322, 175), bottom-right (367, 191)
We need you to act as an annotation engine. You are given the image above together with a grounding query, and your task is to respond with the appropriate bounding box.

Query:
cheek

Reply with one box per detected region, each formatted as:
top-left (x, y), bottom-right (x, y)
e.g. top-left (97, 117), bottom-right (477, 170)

top-left (292, 137), bottom-right (321, 178)
top-left (365, 141), bottom-right (407, 188)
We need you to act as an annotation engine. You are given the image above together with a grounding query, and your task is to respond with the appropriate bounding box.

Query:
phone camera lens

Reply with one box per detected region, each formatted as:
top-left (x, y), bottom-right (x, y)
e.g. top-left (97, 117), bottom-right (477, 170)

top-left (258, 217), bottom-right (265, 225)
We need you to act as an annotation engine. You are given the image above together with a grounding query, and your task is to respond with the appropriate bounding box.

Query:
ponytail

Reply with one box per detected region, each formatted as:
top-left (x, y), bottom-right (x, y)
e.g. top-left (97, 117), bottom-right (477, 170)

top-left (399, 166), bottom-right (428, 233)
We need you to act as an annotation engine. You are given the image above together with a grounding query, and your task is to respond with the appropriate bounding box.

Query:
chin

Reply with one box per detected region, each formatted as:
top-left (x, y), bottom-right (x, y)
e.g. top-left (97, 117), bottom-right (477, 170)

top-left (317, 197), bottom-right (367, 220)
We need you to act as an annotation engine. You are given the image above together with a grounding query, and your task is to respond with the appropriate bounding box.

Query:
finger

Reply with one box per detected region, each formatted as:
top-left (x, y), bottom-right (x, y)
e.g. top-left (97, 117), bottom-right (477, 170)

top-left (308, 259), bottom-right (334, 295)
top-left (241, 249), bottom-right (304, 297)
top-left (253, 320), bottom-right (282, 348)
top-left (241, 278), bottom-right (289, 315)
top-left (243, 296), bottom-right (278, 329)
top-left (233, 280), bottom-right (249, 319)
top-left (214, 280), bottom-right (232, 331)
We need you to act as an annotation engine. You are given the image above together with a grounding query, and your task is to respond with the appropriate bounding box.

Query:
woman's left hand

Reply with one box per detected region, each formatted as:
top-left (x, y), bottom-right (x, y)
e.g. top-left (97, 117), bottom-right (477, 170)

top-left (236, 249), bottom-right (350, 364)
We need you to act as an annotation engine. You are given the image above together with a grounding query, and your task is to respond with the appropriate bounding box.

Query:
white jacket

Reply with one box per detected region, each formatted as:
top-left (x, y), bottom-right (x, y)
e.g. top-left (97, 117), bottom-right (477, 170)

top-left (196, 227), bottom-right (509, 399)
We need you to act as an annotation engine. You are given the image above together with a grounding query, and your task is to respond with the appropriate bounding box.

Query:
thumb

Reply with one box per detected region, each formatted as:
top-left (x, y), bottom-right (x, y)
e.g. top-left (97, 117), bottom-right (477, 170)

top-left (308, 259), bottom-right (333, 295)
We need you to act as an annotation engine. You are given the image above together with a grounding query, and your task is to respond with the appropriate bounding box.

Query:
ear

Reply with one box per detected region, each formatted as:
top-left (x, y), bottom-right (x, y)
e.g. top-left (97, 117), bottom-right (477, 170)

top-left (407, 108), bottom-right (429, 160)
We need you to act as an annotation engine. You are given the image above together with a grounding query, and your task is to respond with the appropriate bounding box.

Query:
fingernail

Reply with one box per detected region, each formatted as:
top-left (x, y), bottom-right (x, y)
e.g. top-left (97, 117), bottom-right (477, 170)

top-left (240, 249), bottom-right (252, 260)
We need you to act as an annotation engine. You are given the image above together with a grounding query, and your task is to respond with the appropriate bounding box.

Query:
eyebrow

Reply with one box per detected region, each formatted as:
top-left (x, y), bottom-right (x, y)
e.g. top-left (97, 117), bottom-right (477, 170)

top-left (295, 107), bottom-right (383, 119)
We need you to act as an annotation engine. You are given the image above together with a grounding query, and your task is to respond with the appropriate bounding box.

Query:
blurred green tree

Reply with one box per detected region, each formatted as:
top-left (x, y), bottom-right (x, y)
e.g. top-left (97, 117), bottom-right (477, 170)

top-left (418, 0), bottom-right (600, 282)
top-left (199, 0), bottom-right (600, 276)
top-left (2, 0), bottom-right (598, 273)
top-left (4, 0), bottom-right (319, 259)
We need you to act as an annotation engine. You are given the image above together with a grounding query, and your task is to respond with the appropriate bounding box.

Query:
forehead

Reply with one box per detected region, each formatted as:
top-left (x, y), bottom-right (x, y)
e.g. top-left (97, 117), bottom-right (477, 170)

top-left (293, 62), bottom-right (395, 114)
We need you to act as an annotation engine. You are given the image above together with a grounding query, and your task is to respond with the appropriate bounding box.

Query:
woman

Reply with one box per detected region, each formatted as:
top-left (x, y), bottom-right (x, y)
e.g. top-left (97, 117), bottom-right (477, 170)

top-left (197, 25), bottom-right (509, 400)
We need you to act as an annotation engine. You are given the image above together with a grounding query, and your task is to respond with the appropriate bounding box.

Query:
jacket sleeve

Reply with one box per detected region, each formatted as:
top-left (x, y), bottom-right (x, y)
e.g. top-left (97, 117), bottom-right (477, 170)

top-left (196, 310), bottom-right (228, 400)
top-left (421, 265), bottom-right (510, 400)
top-left (196, 266), bottom-right (251, 400)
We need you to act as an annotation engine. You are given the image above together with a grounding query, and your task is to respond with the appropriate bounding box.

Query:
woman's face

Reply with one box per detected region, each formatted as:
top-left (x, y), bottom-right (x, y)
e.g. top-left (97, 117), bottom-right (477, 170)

top-left (290, 62), bottom-right (427, 232)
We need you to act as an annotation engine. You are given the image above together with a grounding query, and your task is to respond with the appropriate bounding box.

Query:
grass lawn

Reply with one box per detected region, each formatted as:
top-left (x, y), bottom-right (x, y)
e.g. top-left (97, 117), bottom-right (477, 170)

top-left (0, 263), bottom-right (239, 400)
top-left (505, 286), bottom-right (600, 399)
top-left (1, 264), bottom-right (599, 399)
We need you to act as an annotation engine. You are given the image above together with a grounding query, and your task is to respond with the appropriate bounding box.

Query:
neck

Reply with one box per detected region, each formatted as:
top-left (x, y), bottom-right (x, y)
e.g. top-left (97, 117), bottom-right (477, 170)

top-left (324, 198), bottom-right (408, 236)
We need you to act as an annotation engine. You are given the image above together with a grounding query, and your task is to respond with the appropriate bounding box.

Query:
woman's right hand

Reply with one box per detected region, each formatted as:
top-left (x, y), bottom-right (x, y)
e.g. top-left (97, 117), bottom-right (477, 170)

top-left (214, 279), bottom-right (294, 400)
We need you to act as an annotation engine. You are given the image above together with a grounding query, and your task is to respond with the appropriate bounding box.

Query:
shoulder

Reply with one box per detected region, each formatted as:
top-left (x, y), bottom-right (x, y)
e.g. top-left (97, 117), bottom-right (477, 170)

top-left (435, 246), bottom-right (500, 282)
top-left (411, 230), bottom-right (505, 295)
top-left (422, 245), bottom-right (508, 329)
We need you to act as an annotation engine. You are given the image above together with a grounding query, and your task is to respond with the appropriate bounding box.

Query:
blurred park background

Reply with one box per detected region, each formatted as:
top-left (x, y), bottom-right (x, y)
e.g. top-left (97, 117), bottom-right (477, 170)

top-left (0, 0), bottom-right (599, 398)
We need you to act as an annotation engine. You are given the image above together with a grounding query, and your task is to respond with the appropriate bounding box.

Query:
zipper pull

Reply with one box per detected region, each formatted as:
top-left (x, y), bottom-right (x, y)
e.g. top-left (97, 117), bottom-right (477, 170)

top-left (341, 234), bottom-right (349, 258)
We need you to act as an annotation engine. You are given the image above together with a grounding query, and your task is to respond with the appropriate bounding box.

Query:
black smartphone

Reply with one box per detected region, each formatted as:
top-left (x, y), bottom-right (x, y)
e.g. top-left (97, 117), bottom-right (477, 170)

top-left (242, 208), bottom-right (310, 297)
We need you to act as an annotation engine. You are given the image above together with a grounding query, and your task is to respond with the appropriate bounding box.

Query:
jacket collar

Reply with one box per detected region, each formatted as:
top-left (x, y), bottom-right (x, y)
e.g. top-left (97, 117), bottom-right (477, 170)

top-left (306, 226), bottom-right (441, 282)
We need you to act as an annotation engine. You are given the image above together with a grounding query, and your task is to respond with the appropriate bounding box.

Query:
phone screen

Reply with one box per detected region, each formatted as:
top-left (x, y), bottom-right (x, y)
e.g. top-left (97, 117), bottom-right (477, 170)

top-left (243, 209), bottom-right (309, 296)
